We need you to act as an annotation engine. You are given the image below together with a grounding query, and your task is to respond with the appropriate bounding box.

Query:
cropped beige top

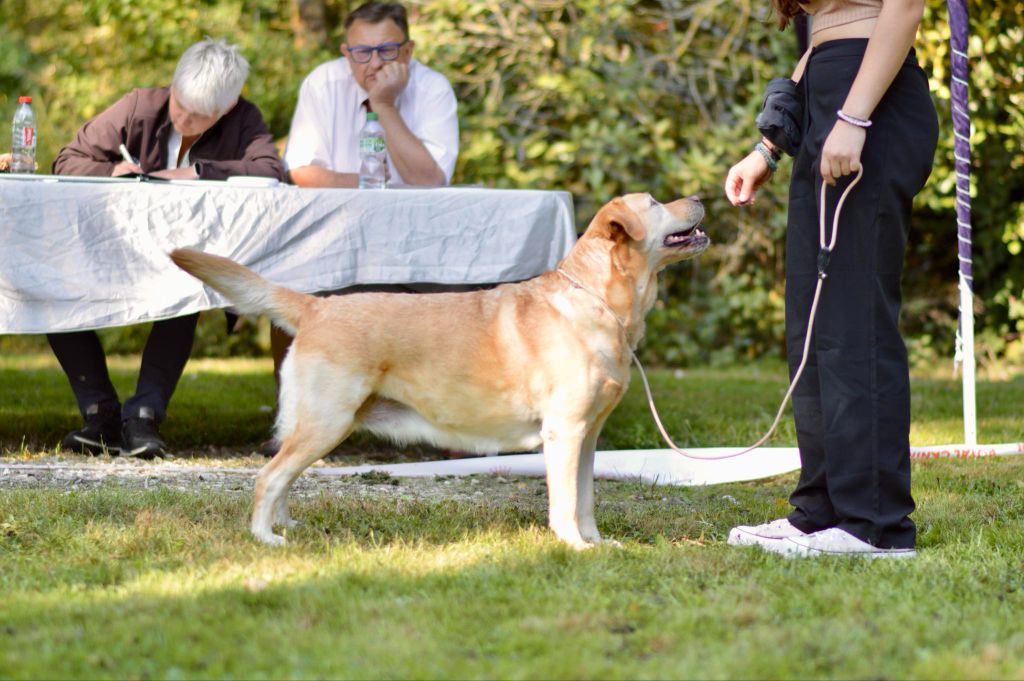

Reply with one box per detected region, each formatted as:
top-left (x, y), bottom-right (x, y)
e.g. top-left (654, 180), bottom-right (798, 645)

top-left (800, 0), bottom-right (883, 34)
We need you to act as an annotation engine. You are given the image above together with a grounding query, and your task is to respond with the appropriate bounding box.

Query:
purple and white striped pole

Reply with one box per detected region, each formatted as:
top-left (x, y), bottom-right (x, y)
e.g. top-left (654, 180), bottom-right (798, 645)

top-left (948, 0), bottom-right (976, 444)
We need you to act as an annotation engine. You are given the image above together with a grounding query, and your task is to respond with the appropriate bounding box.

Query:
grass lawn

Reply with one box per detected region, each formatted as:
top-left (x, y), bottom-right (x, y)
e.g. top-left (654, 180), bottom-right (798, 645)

top-left (2, 352), bottom-right (1024, 679)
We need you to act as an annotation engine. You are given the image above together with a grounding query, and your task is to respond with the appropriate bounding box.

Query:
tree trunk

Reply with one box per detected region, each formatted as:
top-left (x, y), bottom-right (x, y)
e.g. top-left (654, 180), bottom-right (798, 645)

top-left (291, 0), bottom-right (329, 49)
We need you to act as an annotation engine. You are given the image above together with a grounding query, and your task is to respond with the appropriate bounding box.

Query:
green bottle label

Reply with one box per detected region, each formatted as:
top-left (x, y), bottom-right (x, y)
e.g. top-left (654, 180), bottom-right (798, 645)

top-left (360, 136), bottom-right (385, 154)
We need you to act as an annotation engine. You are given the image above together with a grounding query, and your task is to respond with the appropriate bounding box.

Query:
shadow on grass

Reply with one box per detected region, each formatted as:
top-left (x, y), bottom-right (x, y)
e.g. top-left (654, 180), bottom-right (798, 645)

top-left (3, 459), bottom-right (1024, 679)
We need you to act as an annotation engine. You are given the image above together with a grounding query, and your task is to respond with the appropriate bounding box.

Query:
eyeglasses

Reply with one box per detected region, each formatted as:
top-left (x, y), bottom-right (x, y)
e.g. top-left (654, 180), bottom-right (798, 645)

top-left (347, 40), bottom-right (408, 64)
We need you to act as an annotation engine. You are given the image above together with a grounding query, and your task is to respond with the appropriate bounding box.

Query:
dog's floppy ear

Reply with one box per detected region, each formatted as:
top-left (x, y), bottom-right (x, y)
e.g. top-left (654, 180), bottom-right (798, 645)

top-left (590, 198), bottom-right (647, 242)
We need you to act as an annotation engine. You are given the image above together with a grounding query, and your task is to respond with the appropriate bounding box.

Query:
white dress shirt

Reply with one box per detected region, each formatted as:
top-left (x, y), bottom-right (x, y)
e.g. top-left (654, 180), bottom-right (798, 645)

top-left (283, 57), bottom-right (459, 185)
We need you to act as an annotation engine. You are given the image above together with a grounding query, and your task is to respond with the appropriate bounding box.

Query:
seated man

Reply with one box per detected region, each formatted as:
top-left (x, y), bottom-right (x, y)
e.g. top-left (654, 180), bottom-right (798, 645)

top-left (283, 0), bottom-right (459, 187)
top-left (258, 1), bottom-right (459, 456)
top-left (50, 38), bottom-right (286, 457)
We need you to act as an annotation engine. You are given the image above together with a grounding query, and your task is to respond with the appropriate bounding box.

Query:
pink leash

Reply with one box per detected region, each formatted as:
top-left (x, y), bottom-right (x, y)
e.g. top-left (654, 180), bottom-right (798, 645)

top-left (559, 167), bottom-right (864, 460)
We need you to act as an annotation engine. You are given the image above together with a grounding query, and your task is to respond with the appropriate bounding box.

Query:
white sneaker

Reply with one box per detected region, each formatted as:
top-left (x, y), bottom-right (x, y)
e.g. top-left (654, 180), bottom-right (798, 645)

top-left (728, 518), bottom-right (808, 550)
top-left (784, 527), bottom-right (917, 559)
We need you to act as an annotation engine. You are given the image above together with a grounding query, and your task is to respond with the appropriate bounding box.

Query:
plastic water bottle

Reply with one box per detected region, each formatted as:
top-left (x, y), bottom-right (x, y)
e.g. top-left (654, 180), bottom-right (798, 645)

top-left (11, 96), bottom-right (37, 174)
top-left (358, 112), bottom-right (387, 189)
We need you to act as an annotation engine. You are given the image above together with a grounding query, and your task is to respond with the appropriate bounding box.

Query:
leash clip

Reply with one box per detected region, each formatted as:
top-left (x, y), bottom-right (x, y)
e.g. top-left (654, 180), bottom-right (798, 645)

top-left (816, 247), bottom-right (831, 279)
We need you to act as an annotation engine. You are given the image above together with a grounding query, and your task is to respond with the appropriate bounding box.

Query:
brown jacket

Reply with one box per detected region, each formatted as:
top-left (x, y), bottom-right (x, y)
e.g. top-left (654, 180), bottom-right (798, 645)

top-left (53, 87), bottom-right (285, 181)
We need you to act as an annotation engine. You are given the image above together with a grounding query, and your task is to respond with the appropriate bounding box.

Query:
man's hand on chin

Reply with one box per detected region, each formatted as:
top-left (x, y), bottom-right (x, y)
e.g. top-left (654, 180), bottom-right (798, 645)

top-left (368, 62), bottom-right (410, 110)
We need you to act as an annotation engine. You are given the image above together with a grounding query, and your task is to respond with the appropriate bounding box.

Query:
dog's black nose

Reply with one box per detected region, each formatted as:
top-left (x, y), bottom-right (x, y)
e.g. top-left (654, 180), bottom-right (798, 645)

top-left (688, 195), bottom-right (702, 204)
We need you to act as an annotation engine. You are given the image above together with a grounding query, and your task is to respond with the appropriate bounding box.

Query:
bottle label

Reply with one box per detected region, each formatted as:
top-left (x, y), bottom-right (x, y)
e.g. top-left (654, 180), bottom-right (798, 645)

top-left (359, 136), bottom-right (385, 154)
top-left (20, 127), bottom-right (34, 147)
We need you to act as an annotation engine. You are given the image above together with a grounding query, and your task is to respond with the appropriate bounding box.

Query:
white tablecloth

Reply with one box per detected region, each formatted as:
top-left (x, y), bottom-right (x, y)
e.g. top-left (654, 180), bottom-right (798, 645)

top-left (0, 176), bottom-right (576, 333)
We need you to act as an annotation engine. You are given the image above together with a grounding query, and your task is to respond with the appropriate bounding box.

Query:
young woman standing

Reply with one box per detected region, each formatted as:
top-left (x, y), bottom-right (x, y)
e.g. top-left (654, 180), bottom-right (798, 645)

top-left (724, 0), bottom-right (938, 557)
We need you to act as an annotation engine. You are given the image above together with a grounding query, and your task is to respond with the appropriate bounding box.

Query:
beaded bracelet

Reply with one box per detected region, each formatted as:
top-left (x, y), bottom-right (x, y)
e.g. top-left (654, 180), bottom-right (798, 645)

top-left (836, 110), bottom-right (872, 128)
top-left (755, 141), bottom-right (779, 173)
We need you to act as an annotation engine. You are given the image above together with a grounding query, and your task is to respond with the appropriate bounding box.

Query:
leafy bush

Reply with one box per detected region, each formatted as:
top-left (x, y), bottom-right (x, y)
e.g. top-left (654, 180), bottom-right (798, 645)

top-left (2, 0), bottom-right (1021, 367)
top-left (413, 0), bottom-right (795, 366)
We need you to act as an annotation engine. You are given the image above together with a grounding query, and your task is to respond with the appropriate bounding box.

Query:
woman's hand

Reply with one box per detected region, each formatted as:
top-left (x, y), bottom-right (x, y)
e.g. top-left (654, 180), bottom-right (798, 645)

top-left (820, 119), bottom-right (867, 185)
top-left (111, 160), bottom-right (143, 176)
top-left (724, 150), bottom-right (773, 206)
top-left (148, 166), bottom-right (200, 180)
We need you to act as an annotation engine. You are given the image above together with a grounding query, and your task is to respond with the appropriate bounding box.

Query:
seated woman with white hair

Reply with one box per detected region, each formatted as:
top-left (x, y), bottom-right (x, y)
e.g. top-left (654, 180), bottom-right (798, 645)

top-left (49, 38), bottom-right (286, 459)
top-left (55, 37), bottom-right (284, 180)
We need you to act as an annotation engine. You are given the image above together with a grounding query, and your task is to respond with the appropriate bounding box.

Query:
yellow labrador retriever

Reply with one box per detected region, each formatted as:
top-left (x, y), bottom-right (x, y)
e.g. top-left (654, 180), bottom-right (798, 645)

top-left (171, 193), bottom-right (708, 548)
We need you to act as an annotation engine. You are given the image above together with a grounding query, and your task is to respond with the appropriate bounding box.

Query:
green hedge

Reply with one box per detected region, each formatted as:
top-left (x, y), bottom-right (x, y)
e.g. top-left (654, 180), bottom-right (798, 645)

top-left (2, 0), bottom-right (1021, 367)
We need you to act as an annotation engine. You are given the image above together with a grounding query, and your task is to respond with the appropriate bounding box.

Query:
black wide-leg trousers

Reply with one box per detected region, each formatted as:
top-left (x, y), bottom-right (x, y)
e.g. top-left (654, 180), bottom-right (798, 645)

top-left (47, 313), bottom-right (200, 425)
top-left (784, 40), bottom-right (938, 549)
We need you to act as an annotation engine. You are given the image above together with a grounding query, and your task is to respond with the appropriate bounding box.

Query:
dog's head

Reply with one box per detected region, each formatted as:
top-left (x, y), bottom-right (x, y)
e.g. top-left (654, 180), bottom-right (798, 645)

top-left (563, 194), bottom-right (709, 327)
top-left (583, 193), bottom-right (709, 270)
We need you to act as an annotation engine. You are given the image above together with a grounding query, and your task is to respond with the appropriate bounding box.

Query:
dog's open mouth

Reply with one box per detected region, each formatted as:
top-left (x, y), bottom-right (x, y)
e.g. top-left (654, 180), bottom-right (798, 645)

top-left (664, 224), bottom-right (709, 249)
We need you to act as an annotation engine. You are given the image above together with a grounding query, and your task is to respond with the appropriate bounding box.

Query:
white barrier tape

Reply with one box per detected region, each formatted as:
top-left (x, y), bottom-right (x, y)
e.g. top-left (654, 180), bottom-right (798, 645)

top-left (316, 443), bottom-right (1024, 486)
top-left (908, 442), bottom-right (1024, 459)
top-left (5, 443), bottom-right (1021, 488)
top-left (316, 448), bottom-right (802, 486)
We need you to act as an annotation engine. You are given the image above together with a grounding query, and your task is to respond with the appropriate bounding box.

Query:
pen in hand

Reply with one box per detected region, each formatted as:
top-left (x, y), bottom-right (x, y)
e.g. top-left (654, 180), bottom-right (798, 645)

top-left (118, 143), bottom-right (140, 166)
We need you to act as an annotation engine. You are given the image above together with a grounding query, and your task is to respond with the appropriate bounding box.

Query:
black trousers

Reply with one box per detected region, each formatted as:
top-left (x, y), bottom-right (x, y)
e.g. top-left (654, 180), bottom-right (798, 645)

top-left (47, 313), bottom-right (200, 425)
top-left (784, 40), bottom-right (938, 548)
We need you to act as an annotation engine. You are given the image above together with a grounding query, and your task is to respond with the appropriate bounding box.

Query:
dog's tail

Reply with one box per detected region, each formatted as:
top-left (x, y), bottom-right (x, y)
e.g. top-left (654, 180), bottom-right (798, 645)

top-left (170, 248), bottom-right (312, 334)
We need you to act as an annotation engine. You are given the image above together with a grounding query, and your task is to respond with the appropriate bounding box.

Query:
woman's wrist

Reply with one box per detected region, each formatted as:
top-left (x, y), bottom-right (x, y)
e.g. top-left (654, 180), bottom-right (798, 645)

top-left (836, 110), bottom-right (872, 128)
top-left (760, 137), bottom-right (781, 156)
top-left (754, 141), bottom-right (779, 173)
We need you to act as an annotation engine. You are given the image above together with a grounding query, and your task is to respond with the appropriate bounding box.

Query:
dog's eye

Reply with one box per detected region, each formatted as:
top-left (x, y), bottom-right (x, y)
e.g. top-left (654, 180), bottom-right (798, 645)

top-left (648, 196), bottom-right (657, 207)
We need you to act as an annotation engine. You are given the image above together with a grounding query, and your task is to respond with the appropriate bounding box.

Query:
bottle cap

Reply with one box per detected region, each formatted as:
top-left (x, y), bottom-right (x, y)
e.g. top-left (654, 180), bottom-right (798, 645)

top-left (366, 112), bottom-right (379, 121)
top-left (18, 96), bottom-right (32, 103)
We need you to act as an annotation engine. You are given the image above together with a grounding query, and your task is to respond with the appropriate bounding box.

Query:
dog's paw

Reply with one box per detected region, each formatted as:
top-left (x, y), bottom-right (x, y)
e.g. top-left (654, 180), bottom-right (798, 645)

top-left (252, 529), bottom-right (287, 547)
top-left (551, 525), bottom-right (597, 550)
top-left (555, 531), bottom-right (621, 551)
top-left (580, 527), bottom-right (622, 548)
top-left (273, 507), bottom-right (300, 529)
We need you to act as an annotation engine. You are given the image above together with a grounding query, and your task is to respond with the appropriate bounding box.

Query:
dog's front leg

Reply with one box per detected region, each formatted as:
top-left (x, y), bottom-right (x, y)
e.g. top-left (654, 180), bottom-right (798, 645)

top-left (576, 421), bottom-right (603, 545)
top-left (575, 416), bottom-right (621, 547)
top-left (542, 417), bottom-right (592, 549)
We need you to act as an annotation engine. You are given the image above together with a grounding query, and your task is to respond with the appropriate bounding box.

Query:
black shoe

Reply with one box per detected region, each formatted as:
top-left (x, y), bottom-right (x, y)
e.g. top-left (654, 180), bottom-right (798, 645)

top-left (62, 403), bottom-right (122, 455)
top-left (121, 411), bottom-right (166, 459)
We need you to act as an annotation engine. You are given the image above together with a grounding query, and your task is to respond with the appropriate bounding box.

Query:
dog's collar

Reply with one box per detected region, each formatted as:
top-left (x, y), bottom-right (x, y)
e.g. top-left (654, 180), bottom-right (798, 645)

top-left (556, 268), bottom-right (629, 336)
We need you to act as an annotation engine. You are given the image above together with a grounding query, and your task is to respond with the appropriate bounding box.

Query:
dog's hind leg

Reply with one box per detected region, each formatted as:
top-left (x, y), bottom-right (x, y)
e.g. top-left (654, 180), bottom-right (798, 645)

top-left (252, 366), bottom-right (372, 545)
top-left (251, 421), bottom-right (352, 546)
top-left (273, 494), bottom-right (298, 529)
top-left (250, 348), bottom-right (377, 545)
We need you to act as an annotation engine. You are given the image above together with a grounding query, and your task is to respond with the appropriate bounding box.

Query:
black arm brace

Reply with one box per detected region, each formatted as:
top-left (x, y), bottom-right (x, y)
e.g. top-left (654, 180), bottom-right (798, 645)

top-left (755, 78), bottom-right (804, 157)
